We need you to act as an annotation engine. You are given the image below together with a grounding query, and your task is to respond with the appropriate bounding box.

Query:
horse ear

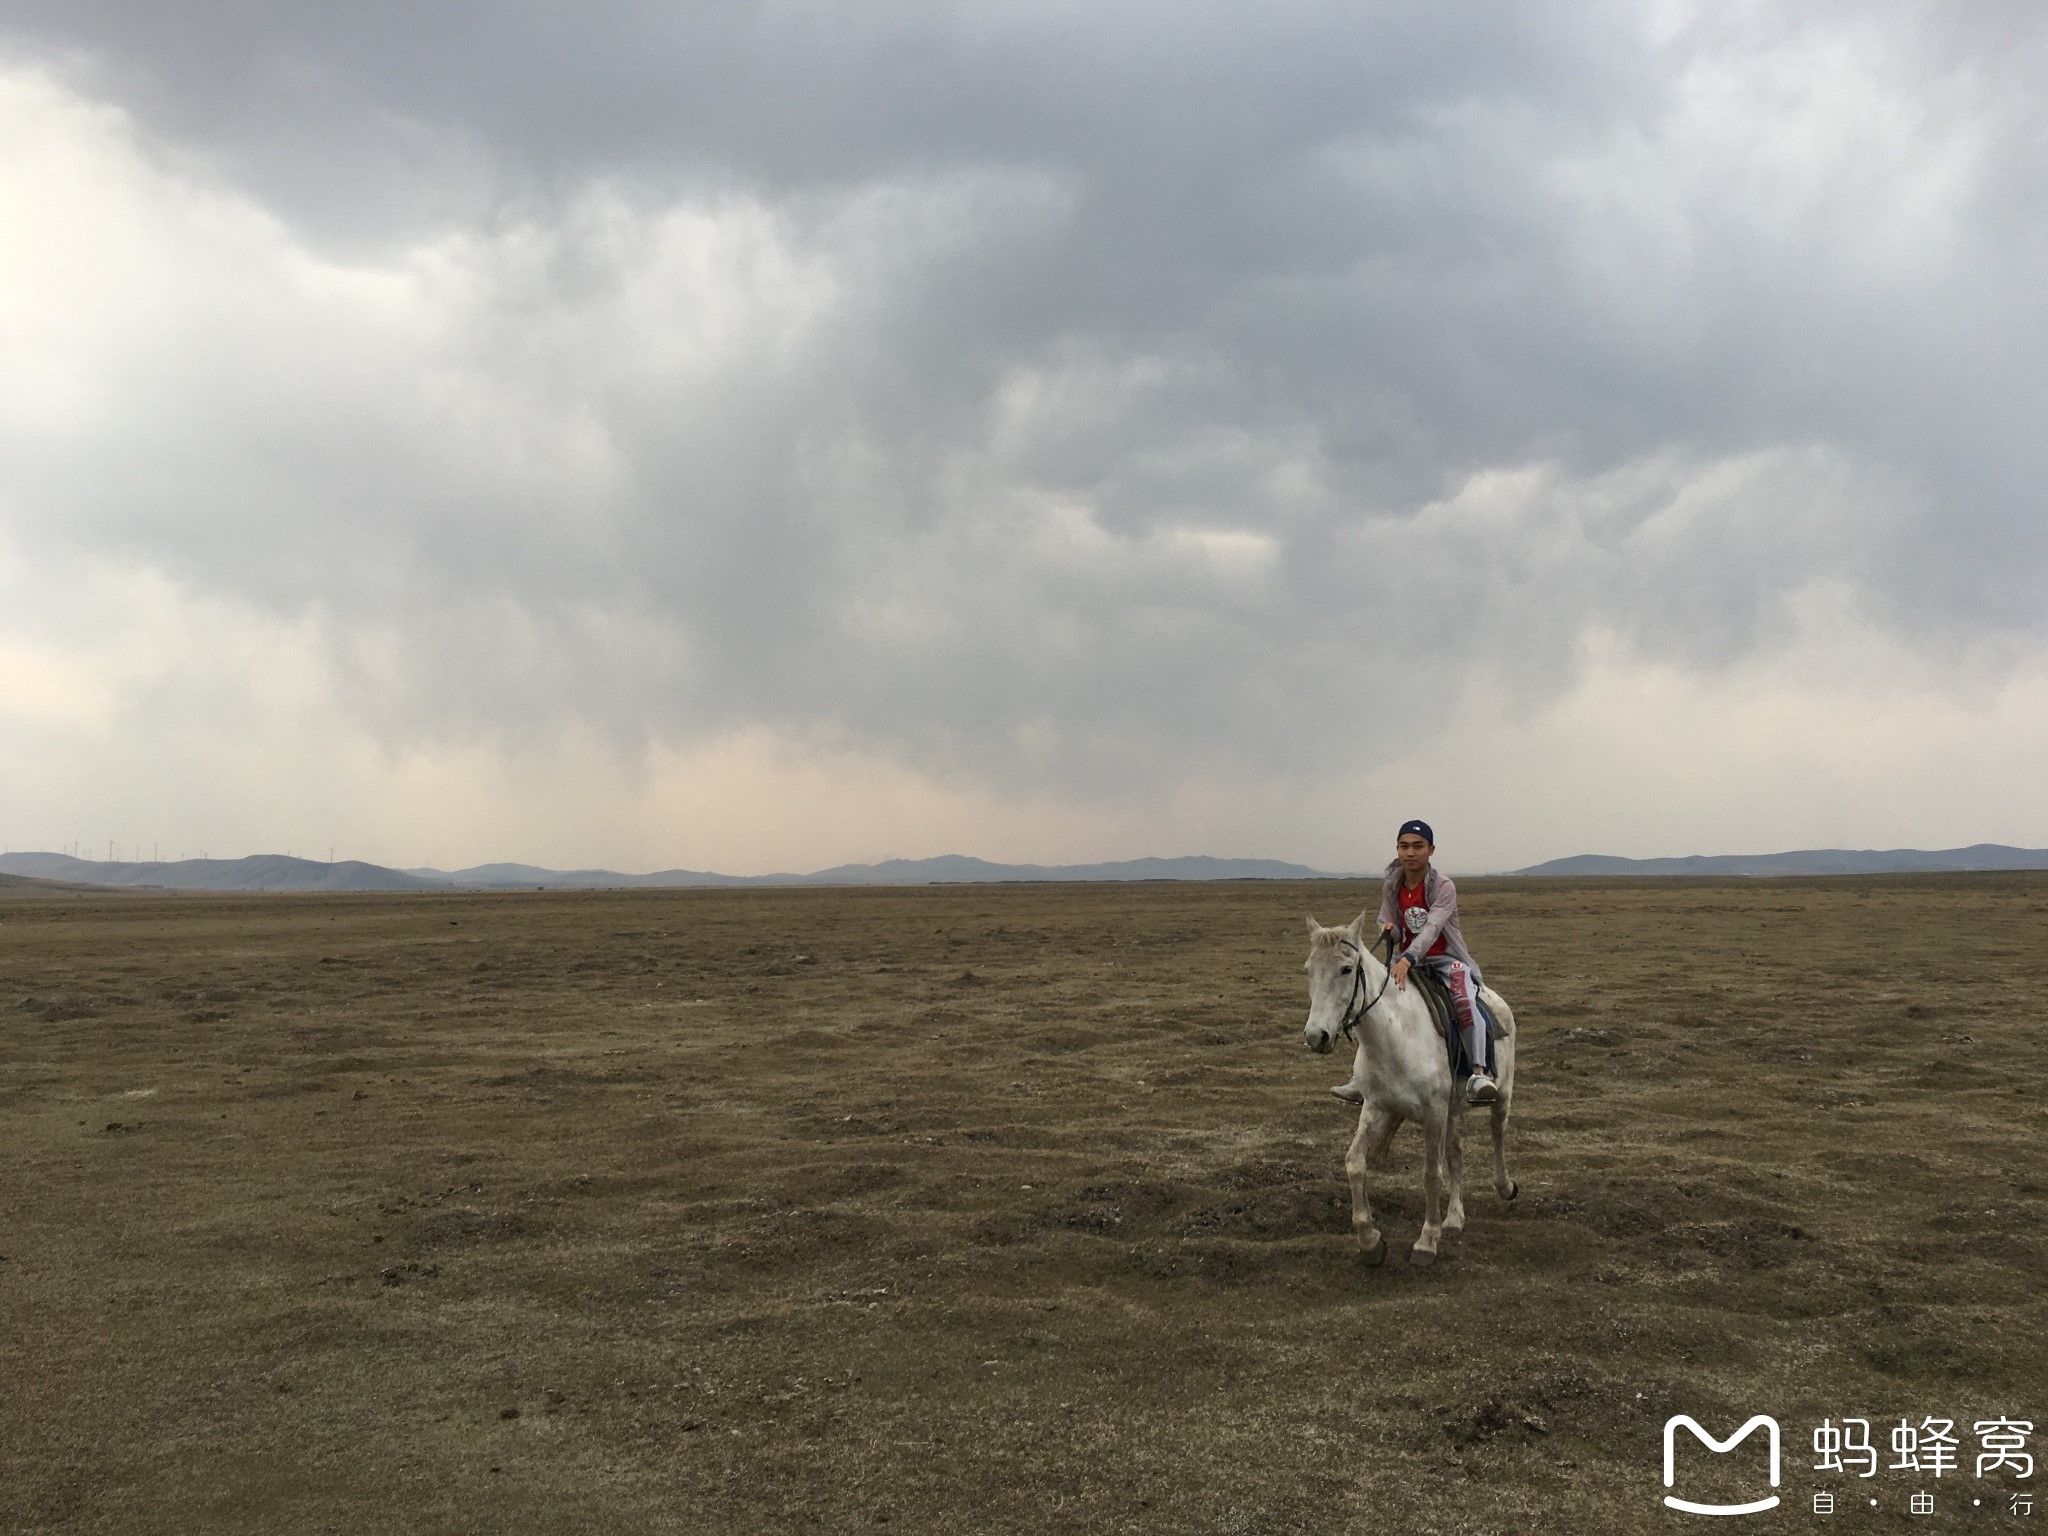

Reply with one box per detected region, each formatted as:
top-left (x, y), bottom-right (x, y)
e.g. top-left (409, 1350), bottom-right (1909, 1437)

top-left (1347, 910), bottom-right (1370, 938)
top-left (1304, 914), bottom-right (1321, 937)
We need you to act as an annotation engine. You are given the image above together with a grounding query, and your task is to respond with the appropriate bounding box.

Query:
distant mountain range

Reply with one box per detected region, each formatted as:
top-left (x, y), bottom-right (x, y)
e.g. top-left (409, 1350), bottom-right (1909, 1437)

top-left (0, 850), bottom-right (1334, 893)
top-left (6, 844), bottom-right (2044, 895)
top-left (1512, 843), bottom-right (2048, 877)
top-left (407, 853), bottom-right (1334, 888)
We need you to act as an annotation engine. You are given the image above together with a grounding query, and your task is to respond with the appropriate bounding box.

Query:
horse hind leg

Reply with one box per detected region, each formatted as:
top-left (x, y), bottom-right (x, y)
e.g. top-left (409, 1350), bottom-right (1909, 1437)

top-left (1443, 1110), bottom-right (1467, 1235)
top-left (1410, 1107), bottom-right (1447, 1267)
top-left (1490, 1098), bottom-right (1519, 1202)
top-left (1484, 1003), bottom-right (1519, 1202)
top-left (1365, 1105), bottom-right (1400, 1170)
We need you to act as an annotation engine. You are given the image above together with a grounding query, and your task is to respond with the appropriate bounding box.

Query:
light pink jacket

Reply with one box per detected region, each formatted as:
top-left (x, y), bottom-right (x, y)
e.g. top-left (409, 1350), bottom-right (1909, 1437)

top-left (1377, 860), bottom-right (1483, 983)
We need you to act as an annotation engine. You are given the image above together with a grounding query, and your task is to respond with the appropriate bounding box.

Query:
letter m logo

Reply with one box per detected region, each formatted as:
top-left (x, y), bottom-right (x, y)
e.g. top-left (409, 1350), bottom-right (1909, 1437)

top-left (1663, 1414), bottom-right (1782, 1516)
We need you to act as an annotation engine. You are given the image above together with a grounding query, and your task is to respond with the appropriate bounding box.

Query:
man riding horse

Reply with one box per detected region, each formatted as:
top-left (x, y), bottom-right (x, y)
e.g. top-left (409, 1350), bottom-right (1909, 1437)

top-left (1332, 818), bottom-right (1498, 1108)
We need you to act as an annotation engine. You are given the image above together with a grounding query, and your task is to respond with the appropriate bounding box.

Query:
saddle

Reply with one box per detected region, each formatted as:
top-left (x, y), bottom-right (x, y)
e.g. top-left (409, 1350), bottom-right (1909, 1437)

top-left (1412, 964), bottom-right (1500, 1082)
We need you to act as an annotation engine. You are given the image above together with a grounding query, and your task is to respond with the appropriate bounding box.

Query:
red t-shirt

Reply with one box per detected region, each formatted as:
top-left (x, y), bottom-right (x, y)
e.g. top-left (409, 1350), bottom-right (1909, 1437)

top-left (1399, 879), bottom-right (1449, 958)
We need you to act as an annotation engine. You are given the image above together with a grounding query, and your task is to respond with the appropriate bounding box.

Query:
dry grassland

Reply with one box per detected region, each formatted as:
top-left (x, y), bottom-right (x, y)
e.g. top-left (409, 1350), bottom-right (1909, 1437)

top-left (4, 875), bottom-right (2044, 1534)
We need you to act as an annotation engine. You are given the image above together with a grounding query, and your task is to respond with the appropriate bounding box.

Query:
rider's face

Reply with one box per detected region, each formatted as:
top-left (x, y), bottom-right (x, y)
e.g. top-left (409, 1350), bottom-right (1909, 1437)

top-left (1396, 834), bottom-right (1432, 875)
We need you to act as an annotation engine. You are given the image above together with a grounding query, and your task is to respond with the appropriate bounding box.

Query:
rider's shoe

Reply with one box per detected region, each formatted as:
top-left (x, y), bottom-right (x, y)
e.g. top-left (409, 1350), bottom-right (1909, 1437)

top-left (1464, 1072), bottom-right (1500, 1106)
top-left (1330, 1080), bottom-right (1365, 1105)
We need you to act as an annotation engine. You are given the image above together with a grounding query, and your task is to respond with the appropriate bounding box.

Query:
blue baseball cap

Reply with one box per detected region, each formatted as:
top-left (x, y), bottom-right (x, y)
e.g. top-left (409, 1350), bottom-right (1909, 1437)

top-left (1397, 819), bottom-right (1434, 844)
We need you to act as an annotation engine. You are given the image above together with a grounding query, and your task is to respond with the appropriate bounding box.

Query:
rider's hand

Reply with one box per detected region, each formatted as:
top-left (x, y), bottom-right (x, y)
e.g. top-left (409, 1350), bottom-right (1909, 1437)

top-left (1379, 921), bottom-right (1395, 937)
top-left (1391, 957), bottom-right (1411, 989)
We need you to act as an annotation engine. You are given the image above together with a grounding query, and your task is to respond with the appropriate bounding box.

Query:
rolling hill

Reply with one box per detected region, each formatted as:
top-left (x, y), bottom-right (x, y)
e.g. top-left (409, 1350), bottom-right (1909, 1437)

top-left (1513, 843), bottom-right (2048, 877)
top-left (0, 853), bottom-right (448, 893)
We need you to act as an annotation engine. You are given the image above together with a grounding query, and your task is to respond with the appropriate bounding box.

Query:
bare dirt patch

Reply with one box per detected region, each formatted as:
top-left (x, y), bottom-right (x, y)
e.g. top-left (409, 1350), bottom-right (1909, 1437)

top-left (2, 876), bottom-right (2043, 1533)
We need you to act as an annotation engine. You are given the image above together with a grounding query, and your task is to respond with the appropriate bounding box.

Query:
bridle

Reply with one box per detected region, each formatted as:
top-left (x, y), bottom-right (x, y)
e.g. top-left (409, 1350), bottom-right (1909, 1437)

top-left (1334, 930), bottom-right (1399, 1042)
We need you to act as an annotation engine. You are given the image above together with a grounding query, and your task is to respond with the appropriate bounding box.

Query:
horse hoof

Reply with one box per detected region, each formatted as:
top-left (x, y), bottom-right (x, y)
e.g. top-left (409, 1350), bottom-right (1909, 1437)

top-left (1504, 1180), bottom-right (1520, 1203)
top-left (1358, 1232), bottom-right (1387, 1267)
top-left (1409, 1244), bottom-right (1437, 1268)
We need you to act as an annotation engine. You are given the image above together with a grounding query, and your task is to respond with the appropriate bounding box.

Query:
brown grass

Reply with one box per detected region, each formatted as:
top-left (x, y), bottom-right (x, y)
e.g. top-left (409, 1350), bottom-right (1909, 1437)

top-left (3, 875), bottom-right (2043, 1534)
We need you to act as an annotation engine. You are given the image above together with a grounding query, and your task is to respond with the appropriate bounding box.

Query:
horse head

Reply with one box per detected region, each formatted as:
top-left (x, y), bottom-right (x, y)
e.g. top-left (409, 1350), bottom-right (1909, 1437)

top-left (1301, 910), bottom-right (1373, 1055)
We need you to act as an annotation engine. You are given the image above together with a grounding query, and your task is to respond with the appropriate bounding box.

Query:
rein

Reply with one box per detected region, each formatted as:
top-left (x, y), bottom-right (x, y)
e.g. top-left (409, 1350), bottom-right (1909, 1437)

top-left (1336, 930), bottom-right (1398, 1041)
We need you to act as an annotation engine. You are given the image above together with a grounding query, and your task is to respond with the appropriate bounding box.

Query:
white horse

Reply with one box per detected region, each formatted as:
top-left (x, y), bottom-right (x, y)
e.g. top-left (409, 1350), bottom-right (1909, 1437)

top-left (1302, 911), bottom-right (1519, 1266)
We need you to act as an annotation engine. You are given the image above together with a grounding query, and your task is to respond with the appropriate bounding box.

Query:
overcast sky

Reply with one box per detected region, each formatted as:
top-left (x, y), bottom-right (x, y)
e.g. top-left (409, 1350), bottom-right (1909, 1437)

top-left (2, 2), bottom-right (2043, 875)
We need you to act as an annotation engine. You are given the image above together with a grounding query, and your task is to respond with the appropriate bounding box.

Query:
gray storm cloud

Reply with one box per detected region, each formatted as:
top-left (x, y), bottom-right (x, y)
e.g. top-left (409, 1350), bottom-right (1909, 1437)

top-left (2, 1), bottom-right (2044, 827)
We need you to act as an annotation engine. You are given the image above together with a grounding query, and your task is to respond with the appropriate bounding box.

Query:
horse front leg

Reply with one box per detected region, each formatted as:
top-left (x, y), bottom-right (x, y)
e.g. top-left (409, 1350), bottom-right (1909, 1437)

top-left (1345, 1104), bottom-right (1395, 1267)
top-left (1410, 1106), bottom-right (1447, 1267)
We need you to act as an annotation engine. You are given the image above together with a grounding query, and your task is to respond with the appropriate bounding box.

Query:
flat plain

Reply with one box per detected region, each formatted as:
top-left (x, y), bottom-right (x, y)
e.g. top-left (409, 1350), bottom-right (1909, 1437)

top-left (4, 874), bottom-right (2044, 1534)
